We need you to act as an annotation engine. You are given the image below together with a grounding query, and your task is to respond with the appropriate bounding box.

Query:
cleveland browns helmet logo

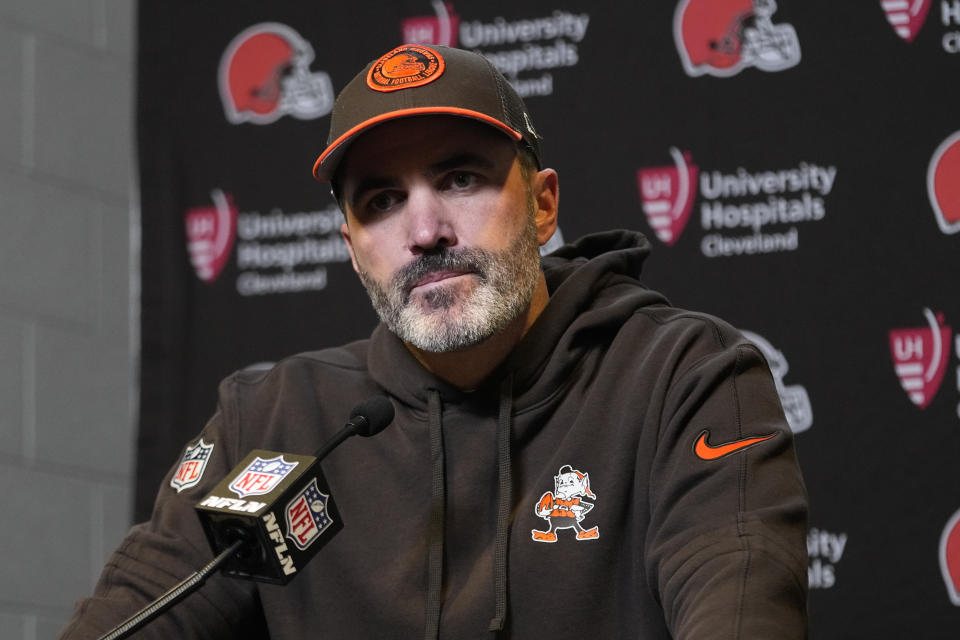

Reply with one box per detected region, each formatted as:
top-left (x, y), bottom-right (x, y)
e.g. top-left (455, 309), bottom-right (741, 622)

top-left (219, 22), bottom-right (334, 124)
top-left (674, 0), bottom-right (801, 77)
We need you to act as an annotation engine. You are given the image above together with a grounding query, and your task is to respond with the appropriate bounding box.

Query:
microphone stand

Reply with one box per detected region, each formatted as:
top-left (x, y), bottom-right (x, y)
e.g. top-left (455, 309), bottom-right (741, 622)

top-left (97, 539), bottom-right (243, 640)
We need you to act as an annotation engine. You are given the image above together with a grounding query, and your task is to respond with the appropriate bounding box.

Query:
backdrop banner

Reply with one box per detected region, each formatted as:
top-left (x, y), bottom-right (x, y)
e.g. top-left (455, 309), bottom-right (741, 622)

top-left (137, 2), bottom-right (960, 636)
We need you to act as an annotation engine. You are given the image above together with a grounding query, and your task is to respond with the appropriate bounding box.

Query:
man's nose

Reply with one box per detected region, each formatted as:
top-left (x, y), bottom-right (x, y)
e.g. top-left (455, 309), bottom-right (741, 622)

top-left (405, 186), bottom-right (457, 254)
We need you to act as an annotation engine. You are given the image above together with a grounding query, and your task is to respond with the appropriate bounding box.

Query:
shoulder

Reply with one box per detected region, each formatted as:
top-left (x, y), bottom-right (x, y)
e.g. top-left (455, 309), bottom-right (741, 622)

top-left (223, 338), bottom-right (371, 390)
top-left (615, 304), bottom-right (770, 384)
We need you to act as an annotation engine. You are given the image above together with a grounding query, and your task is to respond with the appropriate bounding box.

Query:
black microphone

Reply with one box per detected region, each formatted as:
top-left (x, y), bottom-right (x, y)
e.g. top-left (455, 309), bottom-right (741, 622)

top-left (99, 398), bottom-right (395, 640)
top-left (194, 396), bottom-right (395, 585)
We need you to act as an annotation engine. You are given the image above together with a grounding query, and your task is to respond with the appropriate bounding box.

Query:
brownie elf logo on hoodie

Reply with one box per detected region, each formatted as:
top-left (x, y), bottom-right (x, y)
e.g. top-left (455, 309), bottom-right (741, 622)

top-left (929, 130), bottom-right (960, 235)
top-left (637, 148), bottom-right (699, 246)
top-left (880, 0), bottom-right (932, 42)
top-left (170, 438), bottom-right (214, 493)
top-left (532, 465), bottom-right (599, 542)
top-left (889, 308), bottom-right (951, 409)
top-left (941, 508), bottom-right (960, 605)
top-left (185, 189), bottom-right (237, 284)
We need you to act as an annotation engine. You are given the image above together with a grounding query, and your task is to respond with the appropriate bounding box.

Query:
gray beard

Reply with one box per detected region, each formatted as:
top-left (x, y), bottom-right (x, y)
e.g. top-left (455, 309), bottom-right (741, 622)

top-left (357, 215), bottom-right (542, 353)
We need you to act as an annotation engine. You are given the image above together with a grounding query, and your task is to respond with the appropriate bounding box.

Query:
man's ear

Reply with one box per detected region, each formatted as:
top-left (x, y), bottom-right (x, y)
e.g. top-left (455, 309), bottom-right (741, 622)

top-left (532, 168), bottom-right (559, 246)
top-left (340, 221), bottom-right (361, 274)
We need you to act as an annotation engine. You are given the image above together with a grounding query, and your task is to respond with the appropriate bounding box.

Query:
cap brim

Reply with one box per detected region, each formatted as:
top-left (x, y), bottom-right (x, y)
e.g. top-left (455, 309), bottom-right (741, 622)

top-left (312, 106), bottom-right (523, 182)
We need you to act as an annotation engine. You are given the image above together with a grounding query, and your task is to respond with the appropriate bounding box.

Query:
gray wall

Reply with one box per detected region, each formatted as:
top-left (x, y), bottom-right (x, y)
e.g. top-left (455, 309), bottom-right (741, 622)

top-left (0, 1), bottom-right (136, 638)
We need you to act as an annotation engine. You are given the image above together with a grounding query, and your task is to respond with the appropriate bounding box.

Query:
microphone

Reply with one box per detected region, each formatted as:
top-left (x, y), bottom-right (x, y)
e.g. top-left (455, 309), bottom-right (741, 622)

top-left (99, 398), bottom-right (395, 640)
top-left (194, 396), bottom-right (395, 585)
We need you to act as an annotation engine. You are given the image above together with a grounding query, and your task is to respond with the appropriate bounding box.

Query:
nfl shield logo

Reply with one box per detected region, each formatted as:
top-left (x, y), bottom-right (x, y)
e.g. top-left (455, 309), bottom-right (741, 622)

top-left (170, 438), bottom-right (215, 493)
top-left (637, 148), bottom-right (698, 246)
top-left (889, 309), bottom-right (951, 409)
top-left (228, 455), bottom-right (299, 498)
top-left (185, 189), bottom-right (237, 283)
top-left (285, 478), bottom-right (334, 551)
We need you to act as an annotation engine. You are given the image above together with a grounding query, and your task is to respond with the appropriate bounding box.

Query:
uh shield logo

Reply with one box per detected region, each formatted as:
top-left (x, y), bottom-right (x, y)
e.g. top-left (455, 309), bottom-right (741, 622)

top-left (637, 148), bottom-right (698, 246)
top-left (402, 1), bottom-right (459, 46)
top-left (941, 508), bottom-right (960, 605)
top-left (928, 130), bottom-right (960, 235)
top-left (880, 0), bottom-right (931, 42)
top-left (228, 455), bottom-right (299, 498)
top-left (674, 0), bottom-right (801, 77)
top-left (185, 189), bottom-right (237, 284)
top-left (219, 22), bottom-right (334, 125)
top-left (889, 309), bottom-right (952, 409)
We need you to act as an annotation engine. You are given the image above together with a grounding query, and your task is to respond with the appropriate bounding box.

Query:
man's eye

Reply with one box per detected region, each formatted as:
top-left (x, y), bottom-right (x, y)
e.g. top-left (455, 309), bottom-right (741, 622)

top-left (447, 171), bottom-right (477, 190)
top-left (368, 192), bottom-right (398, 212)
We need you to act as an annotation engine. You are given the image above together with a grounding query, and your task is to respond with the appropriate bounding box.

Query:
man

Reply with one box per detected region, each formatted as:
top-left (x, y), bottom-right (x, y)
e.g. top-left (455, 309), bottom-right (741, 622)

top-left (62, 44), bottom-right (808, 639)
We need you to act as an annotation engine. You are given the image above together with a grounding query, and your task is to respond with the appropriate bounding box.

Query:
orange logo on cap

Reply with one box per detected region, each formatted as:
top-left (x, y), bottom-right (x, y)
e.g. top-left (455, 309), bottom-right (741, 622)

top-left (367, 44), bottom-right (444, 92)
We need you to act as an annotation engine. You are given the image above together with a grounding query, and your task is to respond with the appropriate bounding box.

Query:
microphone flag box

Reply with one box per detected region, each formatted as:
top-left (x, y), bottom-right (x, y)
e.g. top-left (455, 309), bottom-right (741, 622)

top-left (195, 449), bottom-right (343, 585)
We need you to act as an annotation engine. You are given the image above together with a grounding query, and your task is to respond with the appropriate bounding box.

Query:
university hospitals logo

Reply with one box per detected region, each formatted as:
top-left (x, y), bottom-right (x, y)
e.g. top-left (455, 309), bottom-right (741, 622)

top-left (889, 309), bottom-right (951, 409)
top-left (184, 190), bottom-right (351, 295)
top-left (928, 130), bottom-right (960, 235)
top-left (170, 439), bottom-right (214, 493)
top-left (285, 478), bottom-right (335, 551)
top-left (880, 0), bottom-right (932, 42)
top-left (674, 0), bottom-right (801, 77)
top-left (941, 508), bottom-right (960, 605)
top-left (636, 150), bottom-right (837, 257)
top-left (229, 456), bottom-right (299, 498)
top-left (185, 189), bottom-right (237, 284)
top-left (637, 148), bottom-right (699, 246)
top-left (402, 1), bottom-right (459, 46)
top-left (219, 23), bottom-right (334, 125)
top-left (401, 4), bottom-right (591, 98)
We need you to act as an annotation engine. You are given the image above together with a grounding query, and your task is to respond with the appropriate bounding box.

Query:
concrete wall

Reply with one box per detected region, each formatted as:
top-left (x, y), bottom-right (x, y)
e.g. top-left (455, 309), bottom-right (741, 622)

top-left (0, 1), bottom-right (136, 637)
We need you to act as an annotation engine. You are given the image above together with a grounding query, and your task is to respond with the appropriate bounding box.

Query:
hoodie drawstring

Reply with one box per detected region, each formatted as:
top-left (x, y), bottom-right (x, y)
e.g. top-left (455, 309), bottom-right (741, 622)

top-left (488, 374), bottom-right (514, 633)
top-left (424, 389), bottom-right (445, 640)
top-left (423, 377), bottom-right (515, 639)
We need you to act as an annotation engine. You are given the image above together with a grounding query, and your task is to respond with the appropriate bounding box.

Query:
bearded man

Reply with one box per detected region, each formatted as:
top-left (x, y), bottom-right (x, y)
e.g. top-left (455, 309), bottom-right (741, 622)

top-left (61, 44), bottom-right (808, 639)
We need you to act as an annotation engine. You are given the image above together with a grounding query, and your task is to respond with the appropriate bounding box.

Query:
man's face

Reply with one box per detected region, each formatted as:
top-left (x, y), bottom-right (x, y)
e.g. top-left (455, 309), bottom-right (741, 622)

top-left (338, 116), bottom-right (552, 353)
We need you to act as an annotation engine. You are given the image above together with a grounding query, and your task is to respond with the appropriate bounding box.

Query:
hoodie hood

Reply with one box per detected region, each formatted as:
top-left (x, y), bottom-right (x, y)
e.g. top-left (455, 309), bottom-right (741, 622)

top-left (367, 229), bottom-right (668, 406)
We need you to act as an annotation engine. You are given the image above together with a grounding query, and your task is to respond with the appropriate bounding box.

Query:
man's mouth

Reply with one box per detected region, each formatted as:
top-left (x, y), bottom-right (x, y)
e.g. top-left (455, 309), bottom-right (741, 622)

top-left (411, 270), bottom-right (474, 291)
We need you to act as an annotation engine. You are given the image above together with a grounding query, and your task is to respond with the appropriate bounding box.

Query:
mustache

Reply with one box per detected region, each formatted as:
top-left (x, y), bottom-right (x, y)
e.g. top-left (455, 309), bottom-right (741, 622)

top-left (393, 248), bottom-right (491, 295)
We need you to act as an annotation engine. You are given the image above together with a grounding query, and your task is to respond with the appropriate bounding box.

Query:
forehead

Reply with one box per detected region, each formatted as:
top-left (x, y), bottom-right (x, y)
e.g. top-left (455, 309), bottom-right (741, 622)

top-left (338, 115), bottom-right (517, 183)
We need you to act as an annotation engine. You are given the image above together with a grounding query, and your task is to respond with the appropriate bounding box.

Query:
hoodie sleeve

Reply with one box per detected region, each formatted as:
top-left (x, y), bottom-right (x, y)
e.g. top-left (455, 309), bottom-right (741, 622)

top-left (58, 405), bottom-right (266, 639)
top-left (645, 330), bottom-right (809, 639)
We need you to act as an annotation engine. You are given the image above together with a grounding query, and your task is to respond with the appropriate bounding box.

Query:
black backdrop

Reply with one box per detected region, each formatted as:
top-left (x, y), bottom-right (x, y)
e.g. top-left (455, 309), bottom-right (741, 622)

top-left (137, 2), bottom-right (960, 636)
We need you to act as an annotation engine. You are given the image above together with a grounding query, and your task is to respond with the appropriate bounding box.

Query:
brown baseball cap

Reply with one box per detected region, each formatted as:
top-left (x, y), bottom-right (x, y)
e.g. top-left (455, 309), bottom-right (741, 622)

top-left (312, 44), bottom-right (542, 182)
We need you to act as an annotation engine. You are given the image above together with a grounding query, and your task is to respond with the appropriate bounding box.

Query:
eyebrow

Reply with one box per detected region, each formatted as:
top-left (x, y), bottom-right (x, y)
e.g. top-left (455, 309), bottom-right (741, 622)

top-left (426, 152), bottom-right (497, 176)
top-left (347, 151), bottom-right (499, 210)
